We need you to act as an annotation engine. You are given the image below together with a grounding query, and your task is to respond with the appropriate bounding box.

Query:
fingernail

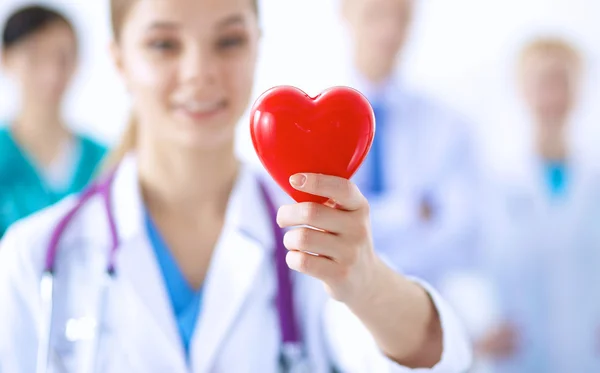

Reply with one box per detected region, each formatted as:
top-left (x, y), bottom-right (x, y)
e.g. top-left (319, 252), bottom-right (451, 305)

top-left (290, 174), bottom-right (307, 188)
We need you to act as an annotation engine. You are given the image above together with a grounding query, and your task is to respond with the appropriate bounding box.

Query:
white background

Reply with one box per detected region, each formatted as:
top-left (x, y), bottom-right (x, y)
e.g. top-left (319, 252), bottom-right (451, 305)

top-left (1, 0), bottom-right (599, 170)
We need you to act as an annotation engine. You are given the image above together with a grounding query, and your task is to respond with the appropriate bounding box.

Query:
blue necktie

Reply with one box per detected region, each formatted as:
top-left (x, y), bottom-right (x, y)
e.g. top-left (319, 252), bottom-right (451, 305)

top-left (369, 101), bottom-right (385, 196)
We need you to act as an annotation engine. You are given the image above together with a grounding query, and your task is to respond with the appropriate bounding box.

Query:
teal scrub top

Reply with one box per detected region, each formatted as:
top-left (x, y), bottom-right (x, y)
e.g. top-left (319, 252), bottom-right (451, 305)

top-left (0, 126), bottom-right (107, 237)
top-left (144, 209), bottom-right (203, 359)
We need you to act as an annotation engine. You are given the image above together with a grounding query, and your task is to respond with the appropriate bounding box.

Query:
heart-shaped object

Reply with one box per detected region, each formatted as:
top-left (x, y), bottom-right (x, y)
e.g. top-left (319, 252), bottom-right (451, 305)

top-left (250, 85), bottom-right (375, 203)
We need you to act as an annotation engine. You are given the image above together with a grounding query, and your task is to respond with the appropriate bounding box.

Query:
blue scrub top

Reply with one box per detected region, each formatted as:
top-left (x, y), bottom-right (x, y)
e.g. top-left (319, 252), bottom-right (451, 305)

top-left (144, 210), bottom-right (203, 358)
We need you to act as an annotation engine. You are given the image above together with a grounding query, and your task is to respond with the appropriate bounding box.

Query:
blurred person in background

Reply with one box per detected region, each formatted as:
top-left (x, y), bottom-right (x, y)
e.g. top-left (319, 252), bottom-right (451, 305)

top-left (0, 4), bottom-right (107, 238)
top-left (477, 37), bottom-right (600, 373)
top-left (338, 0), bottom-right (482, 288)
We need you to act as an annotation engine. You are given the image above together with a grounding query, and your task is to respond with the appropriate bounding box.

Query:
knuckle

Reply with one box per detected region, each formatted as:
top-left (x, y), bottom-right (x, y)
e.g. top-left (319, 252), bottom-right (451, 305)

top-left (302, 203), bottom-right (320, 223)
top-left (345, 215), bottom-right (368, 239)
top-left (331, 265), bottom-right (351, 285)
top-left (296, 228), bottom-right (312, 249)
top-left (312, 174), bottom-right (323, 192)
top-left (360, 196), bottom-right (370, 214)
top-left (350, 183), bottom-right (366, 205)
top-left (329, 177), bottom-right (344, 195)
top-left (343, 179), bottom-right (355, 196)
top-left (297, 253), bottom-right (311, 273)
top-left (355, 220), bottom-right (370, 239)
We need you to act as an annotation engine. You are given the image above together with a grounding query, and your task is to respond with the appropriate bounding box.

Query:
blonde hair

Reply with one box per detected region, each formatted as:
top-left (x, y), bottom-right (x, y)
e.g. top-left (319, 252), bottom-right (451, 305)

top-left (101, 116), bottom-right (137, 173)
top-left (98, 0), bottom-right (138, 173)
top-left (519, 36), bottom-right (582, 72)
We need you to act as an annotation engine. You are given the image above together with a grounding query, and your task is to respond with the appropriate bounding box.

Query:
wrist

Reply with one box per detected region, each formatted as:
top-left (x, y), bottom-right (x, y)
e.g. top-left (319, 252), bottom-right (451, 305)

top-left (343, 257), bottom-right (445, 367)
top-left (345, 256), bottom-right (394, 311)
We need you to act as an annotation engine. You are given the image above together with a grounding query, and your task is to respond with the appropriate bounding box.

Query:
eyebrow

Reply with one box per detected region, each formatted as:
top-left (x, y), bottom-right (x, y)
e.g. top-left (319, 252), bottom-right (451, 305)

top-left (145, 14), bottom-right (246, 32)
top-left (216, 14), bottom-right (246, 29)
top-left (147, 21), bottom-right (180, 31)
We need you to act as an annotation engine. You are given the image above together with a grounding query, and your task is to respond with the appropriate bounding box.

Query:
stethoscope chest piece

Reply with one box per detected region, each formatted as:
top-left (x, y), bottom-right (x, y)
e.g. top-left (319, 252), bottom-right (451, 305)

top-left (279, 342), bottom-right (312, 373)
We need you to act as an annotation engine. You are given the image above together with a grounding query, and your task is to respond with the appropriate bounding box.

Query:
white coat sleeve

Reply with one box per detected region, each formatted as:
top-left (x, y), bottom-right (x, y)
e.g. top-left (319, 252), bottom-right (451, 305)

top-left (0, 223), bottom-right (42, 373)
top-left (323, 277), bottom-right (472, 373)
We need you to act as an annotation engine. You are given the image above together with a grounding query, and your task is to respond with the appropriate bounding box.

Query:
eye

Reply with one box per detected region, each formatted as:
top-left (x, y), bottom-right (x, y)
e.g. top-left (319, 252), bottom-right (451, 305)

top-left (148, 39), bottom-right (179, 52)
top-left (216, 36), bottom-right (246, 50)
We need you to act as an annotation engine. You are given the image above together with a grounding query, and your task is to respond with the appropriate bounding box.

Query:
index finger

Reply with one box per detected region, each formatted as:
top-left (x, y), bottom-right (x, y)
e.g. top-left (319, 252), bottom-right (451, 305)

top-left (289, 173), bottom-right (366, 211)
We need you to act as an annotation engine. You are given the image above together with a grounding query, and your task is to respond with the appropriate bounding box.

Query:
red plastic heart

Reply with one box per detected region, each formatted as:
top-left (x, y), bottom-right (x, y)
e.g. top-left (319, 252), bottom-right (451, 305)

top-left (250, 85), bottom-right (375, 203)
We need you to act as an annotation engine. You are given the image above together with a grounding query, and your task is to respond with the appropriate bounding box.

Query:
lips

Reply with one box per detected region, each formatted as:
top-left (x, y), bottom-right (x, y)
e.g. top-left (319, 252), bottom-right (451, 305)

top-left (173, 99), bottom-right (227, 122)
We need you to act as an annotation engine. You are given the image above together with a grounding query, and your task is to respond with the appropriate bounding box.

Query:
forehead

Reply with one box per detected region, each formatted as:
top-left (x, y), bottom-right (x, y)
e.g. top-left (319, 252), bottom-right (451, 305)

top-left (351, 0), bottom-right (412, 14)
top-left (9, 22), bottom-right (75, 52)
top-left (523, 52), bottom-right (576, 73)
top-left (124, 0), bottom-right (255, 30)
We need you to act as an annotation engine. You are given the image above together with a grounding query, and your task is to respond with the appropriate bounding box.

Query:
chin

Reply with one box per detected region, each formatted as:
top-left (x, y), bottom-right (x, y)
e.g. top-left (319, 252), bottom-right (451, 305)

top-left (33, 93), bottom-right (63, 106)
top-left (169, 106), bottom-right (240, 146)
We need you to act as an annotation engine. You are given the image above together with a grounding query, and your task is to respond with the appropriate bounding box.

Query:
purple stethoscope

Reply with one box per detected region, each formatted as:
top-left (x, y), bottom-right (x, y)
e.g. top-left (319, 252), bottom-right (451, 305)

top-left (36, 171), bottom-right (309, 373)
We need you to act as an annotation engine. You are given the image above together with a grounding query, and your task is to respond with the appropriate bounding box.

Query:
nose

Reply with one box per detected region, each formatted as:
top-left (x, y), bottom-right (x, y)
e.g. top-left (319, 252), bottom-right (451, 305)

top-left (179, 45), bottom-right (218, 89)
top-left (38, 55), bottom-right (70, 89)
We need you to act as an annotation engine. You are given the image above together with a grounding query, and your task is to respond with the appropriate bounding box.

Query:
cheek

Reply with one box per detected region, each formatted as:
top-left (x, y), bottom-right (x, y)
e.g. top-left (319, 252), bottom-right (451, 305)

top-left (124, 53), bottom-right (177, 108)
top-left (19, 67), bottom-right (51, 94)
top-left (7, 57), bottom-right (34, 86)
top-left (126, 55), bottom-right (173, 89)
top-left (523, 84), bottom-right (542, 109)
top-left (223, 55), bottom-right (257, 110)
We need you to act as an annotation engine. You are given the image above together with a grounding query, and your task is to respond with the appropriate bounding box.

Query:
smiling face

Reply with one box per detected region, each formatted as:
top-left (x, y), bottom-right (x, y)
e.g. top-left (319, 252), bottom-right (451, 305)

top-left (111, 0), bottom-right (260, 152)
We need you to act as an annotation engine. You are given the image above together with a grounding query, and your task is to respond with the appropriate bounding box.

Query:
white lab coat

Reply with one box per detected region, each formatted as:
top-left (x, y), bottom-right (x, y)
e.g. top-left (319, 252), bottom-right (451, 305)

top-left (0, 154), bottom-right (471, 373)
top-left (481, 152), bottom-right (600, 373)
top-left (344, 72), bottom-right (482, 287)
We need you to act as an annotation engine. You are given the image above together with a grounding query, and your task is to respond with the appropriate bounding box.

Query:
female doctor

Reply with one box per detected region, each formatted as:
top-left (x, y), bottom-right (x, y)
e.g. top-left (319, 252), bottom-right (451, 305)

top-left (0, 0), bottom-right (471, 372)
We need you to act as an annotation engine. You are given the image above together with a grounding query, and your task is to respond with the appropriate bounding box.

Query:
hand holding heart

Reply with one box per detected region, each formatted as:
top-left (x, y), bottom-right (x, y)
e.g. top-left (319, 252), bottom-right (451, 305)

top-left (277, 175), bottom-right (444, 368)
top-left (251, 85), bottom-right (381, 303)
top-left (251, 86), bottom-right (444, 367)
top-left (276, 172), bottom-right (384, 305)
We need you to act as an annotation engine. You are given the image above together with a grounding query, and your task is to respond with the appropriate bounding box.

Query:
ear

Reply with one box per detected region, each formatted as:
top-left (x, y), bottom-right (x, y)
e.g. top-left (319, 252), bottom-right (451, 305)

top-left (1, 49), bottom-right (11, 70)
top-left (109, 40), bottom-right (131, 92)
top-left (0, 49), bottom-right (20, 80)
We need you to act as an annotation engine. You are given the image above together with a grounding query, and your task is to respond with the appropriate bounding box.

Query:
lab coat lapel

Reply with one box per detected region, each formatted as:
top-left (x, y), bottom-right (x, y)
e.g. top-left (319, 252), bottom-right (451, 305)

top-left (117, 235), bottom-right (186, 363)
top-left (190, 166), bottom-right (275, 373)
top-left (108, 154), bottom-right (187, 368)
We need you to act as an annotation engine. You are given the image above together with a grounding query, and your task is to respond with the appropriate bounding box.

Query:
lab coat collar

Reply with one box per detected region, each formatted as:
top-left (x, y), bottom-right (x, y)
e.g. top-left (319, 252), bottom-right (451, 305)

top-left (110, 153), bottom-right (145, 244)
top-left (109, 153), bottom-right (275, 251)
top-left (108, 153), bottom-right (278, 371)
top-left (511, 146), bottom-right (596, 210)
